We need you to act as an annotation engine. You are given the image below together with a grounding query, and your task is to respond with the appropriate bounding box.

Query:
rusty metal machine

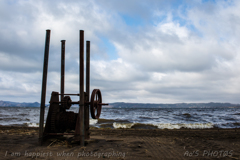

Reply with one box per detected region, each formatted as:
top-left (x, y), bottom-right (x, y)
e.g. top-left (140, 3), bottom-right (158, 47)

top-left (39, 30), bottom-right (108, 146)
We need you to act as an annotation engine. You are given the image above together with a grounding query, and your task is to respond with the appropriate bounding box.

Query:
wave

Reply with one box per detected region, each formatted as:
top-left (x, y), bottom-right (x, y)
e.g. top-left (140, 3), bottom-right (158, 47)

top-left (233, 122), bottom-right (240, 126)
top-left (182, 113), bottom-right (191, 118)
top-left (25, 122), bottom-right (39, 127)
top-left (233, 112), bottom-right (240, 115)
top-left (113, 122), bottom-right (134, 129)
top-left (154, 123), bottom-right (214, 129)
top-left (132, 123), bottom-right (158, 129)
top-left (138, 116), bottom-right (159, 120)
top-left (6, 120), bottom-right (99, 127)
top-left (112, 122), bottom-right (214, 129)
top-left (18, 113), bottom-right (28, 116)
top-left (218, 122), bottom-right (240, 128)
top-left (0, 117), bottom-right (23, 121)
top-left (97, 118), bottom-right (130, 124)
top-left (90, 119), bottom-right (98, 125)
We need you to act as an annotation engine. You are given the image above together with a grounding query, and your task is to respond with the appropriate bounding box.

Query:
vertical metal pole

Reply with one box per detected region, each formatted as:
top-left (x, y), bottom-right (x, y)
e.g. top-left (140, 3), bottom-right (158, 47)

top-left (39, 30), bottom-right (51, 143)
top-left (61, 40), bottom-right (66, 101)
top-left (85, 41), bottom-right (90, 139)
top-left (79, 30), bottom-right (85, 146)
top-left (86, 41), bottom-right (90, 100)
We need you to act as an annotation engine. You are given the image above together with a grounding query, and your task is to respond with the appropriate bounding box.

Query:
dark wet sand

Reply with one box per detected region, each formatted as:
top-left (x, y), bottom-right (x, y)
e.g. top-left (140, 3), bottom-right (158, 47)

top-left (0, 126), bottom-right (240, 159)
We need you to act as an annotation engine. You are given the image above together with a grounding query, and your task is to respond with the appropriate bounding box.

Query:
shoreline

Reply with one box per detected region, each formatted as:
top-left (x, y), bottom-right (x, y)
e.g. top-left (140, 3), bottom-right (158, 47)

top-left (0, 125), bottom-right (239, 129)
top-left (0, 126), bottom-right (240, 159)
top-left (1, 121), bottom-right (237, 130)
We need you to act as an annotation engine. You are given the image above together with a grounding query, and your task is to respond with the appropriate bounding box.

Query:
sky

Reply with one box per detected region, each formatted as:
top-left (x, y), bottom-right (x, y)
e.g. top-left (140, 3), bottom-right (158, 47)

top-left (0, 0), bottom-right (240, 104)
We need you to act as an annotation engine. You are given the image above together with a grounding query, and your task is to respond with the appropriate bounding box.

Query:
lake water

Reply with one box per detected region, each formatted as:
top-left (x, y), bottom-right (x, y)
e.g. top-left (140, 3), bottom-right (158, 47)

top-left (0, 107), bottom-right (239, 129)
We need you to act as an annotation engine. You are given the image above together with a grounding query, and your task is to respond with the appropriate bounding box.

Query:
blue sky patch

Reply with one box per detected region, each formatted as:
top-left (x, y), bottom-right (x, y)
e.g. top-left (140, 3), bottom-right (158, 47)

top-left (121, 14), bottom-right (144, 27)
top-left (202, 0), bottom-right (216, 3)
top-left (100, 37), bottom-right (118, 60)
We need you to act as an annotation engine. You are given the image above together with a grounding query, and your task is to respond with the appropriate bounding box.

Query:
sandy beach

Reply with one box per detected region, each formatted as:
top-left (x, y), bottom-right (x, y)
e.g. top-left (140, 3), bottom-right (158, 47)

top-left (0, 126), bottom-right (239, 159)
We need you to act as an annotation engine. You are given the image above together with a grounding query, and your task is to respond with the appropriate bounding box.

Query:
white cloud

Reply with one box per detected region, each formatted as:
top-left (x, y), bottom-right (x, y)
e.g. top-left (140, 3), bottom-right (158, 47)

top-left (1, 0), bottom-right (240, 104)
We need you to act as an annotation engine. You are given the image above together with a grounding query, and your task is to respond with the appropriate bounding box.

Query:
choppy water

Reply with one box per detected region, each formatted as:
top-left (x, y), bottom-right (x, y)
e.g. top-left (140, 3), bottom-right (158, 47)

top-left (0, 107), bottom-right (239, 129)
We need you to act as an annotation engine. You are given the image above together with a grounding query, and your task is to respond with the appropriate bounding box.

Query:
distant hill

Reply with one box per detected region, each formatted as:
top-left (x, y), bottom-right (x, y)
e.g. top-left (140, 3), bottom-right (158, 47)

top-left (0, 100), bottom-right (40, 107)
top-left (107, 102), bottom-right (240, 108)
top-left (0, 100), bottom-right (240, 108)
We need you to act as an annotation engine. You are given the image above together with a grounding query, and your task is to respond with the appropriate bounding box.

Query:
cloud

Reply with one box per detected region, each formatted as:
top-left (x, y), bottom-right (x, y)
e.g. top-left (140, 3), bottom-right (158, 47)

top-left (0, 0), bottom-right (240, 104)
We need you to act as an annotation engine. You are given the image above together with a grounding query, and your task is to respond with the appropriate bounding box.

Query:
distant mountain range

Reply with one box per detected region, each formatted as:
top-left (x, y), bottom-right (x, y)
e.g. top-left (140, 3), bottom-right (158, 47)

top-left (0, 100), bottom-right (240, 108)
top-left (0, 100), bottom-right (40, 107)
top-left (108, 102), bottom-right (240, 108)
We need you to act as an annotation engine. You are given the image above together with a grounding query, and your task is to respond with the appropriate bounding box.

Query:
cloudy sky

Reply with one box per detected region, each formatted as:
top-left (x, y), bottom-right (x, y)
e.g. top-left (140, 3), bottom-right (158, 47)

top-left (0, 0), bottom-right (240, 104)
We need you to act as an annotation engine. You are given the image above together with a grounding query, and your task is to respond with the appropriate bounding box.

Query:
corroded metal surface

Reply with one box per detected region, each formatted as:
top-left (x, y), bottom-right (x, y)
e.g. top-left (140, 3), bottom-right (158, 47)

top-left (39, 30), bottom-right (51, 144)
top-left (85, 40), bottom-right (90, 139)
top-left (40, 29), bottom-right (108, 146)
top-left (61, 40), bottom-right (65, 101)
top-left (90, 89), bottom-right (102, 119)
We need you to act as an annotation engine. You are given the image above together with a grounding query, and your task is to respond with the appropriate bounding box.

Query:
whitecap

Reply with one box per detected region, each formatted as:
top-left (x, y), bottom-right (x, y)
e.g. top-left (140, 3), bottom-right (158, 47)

top-left (90, 119), bottom-right (98, 125)
top-left (113, 122), bottom-right (134, 129)
top-left (153, 123), bottom-right (214, 129)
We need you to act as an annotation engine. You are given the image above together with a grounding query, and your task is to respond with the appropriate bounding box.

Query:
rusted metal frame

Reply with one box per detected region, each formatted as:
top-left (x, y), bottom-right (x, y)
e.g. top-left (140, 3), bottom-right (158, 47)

top-left (53, 101), bottom-right (79, 105)
top-left (61, 40), bottom-right (66, 101)
top-left (75, 30), bottom-right (85, 146)
top-left (52, 101), bottom-right (107, 105)
top-left (39, 30), bottom-right (51, 144)
top-left (85, 41), bottom-right (90, 139)
top-left (86, 41), bottom-right (90, 103)
top-left (58, 93), bottom-right (80, 96)
top-left (44, 91), bottom-right (59, 134)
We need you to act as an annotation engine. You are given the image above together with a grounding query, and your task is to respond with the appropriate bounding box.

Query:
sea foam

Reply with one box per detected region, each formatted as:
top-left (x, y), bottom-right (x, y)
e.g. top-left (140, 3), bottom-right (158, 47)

top-left (113, 122), bottom-right (135, 129)
top-left (90, 119), bottom-right (98, 125)
top-left (154, 123), bottom-right (214, 129)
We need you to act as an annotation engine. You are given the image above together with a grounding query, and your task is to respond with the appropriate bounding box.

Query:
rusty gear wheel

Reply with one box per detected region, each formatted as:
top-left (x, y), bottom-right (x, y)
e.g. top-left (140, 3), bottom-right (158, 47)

top-left (62, 96), bottom-right (72, 109)
top-left (90, 89), bottom-right (102, 119)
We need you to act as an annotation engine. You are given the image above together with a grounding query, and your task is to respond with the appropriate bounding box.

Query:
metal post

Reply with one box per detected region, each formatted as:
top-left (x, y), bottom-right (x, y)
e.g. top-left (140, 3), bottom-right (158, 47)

top-left (79, 30), bottom-right (85, 146)
top-left (86, 41), bottom-right (90, 100)
top-left (39, 30), bottom-right (51, 143)
top-left (85, 41), bottom-right (90, 139)
top-left (61, 40), bottom-right (66, 101)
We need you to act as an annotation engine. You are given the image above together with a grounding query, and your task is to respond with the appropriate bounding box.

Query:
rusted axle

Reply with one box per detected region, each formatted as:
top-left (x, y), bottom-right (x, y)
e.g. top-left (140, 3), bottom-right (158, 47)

top-left (58, 93), bottom-right (80, 96)
top-left (53, 101), bottom-right (108, 105)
